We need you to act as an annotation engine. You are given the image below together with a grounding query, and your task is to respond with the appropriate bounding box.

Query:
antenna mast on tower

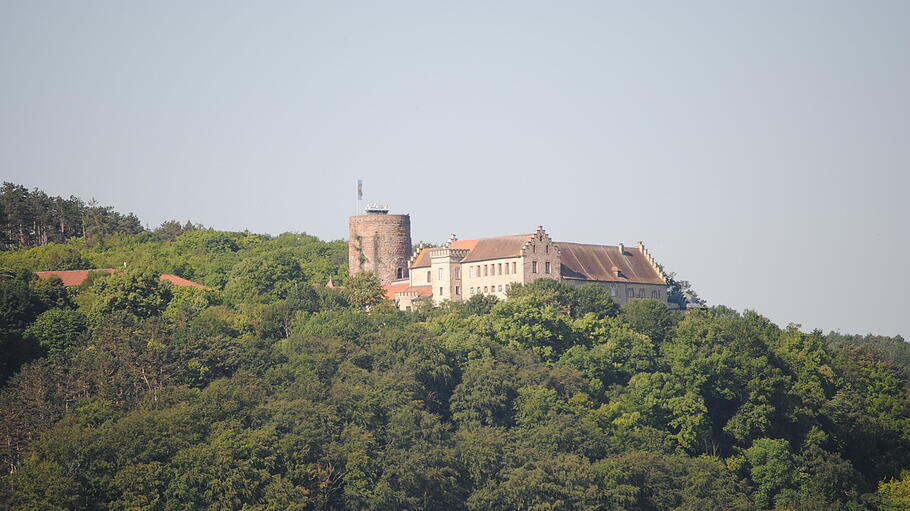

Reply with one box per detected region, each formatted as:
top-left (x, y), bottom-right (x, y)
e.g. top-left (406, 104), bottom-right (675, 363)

top-left (356, 179), bottom-right (363, 215)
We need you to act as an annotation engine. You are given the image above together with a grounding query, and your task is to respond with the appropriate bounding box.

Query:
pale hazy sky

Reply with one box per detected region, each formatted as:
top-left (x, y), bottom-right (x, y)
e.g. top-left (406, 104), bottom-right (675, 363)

top-left (2, 1), bottom-right (908, 337)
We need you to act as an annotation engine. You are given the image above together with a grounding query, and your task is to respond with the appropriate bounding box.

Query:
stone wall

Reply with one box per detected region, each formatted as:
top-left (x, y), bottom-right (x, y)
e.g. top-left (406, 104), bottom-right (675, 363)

top-left (348, 212), bottom-right (412, 285)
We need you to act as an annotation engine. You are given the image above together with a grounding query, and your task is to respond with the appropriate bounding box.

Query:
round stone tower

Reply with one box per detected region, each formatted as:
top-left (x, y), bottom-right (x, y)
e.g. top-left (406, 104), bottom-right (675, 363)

top-left (348, 206), bottom-right (412, 285)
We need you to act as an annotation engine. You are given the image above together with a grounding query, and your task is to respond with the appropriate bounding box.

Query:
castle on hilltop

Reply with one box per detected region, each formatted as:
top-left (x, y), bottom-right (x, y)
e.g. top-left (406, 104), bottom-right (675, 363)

top-left (348, 206), bottom-right (669, 311)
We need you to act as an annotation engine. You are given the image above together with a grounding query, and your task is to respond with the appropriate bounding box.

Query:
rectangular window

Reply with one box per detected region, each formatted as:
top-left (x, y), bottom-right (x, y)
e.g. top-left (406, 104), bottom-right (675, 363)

top-left (427, 271), bottom-right (431, 282)
top-left (498, 285), bottom-right (502, 292)
top-left (440, 287), bottom-right (444, 296)
top-left (512, 262), bottom-right (517, 273)
top-left (546, 245), bottom-right (549, 254)
top-left (484, 286), bottom-right (488, 293)
top-left (627, 288), bottom-right (634, 298)
top-left (545, 262), bottom-right (551, 274)
top-left (456, 286), bottom-right (460, 295)
top-left (469, 267), bottom-right (474, 278)
top-left (483, 265), bottom-right (488, 276)
top-left (438, 268), bottom-right (443, 280)
top-left (498, 263), bottom-right (502, 275)
top-left (504, 263), bottom-right (509, 275)
top-left (470, 287), bottom-right (474, 294)
top-left (455, 267), bottom-right (461, 279)
top-left (532, 261), bottom-right (538, 273)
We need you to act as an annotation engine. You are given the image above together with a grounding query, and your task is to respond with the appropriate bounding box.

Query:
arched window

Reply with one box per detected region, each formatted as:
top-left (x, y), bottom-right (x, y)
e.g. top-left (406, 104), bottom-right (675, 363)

top-left (396, 268), bottom-right (403, 279)
top-left (626, 288), bottom-right (634, 298)
top-left (651, 290), bottom-right (659, 299)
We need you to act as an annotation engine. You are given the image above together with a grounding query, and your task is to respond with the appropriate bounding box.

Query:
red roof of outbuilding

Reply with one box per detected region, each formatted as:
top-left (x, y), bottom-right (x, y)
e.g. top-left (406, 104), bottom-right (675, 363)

top-left (35, 269), bottom-right (113, 286)
top-left (36, 269), bottom-right (211, 290)
top-left (158, 274), bottom-right (210, 289)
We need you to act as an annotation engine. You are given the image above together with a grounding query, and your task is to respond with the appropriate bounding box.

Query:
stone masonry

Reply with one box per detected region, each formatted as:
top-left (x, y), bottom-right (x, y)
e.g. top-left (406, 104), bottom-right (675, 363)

top-left (348, 211), bottom-right (412, 285)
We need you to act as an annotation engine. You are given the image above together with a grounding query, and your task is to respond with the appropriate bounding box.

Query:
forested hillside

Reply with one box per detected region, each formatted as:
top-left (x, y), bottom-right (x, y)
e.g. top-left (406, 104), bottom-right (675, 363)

top-left (2, 224), bottom-right (910, 509)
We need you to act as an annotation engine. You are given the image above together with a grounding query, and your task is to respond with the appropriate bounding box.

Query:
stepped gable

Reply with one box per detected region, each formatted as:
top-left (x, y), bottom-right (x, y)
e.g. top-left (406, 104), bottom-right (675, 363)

top-left (557, 242), bottom-right (666, 285)
top-left (460, 234), bottom-right (533, 263)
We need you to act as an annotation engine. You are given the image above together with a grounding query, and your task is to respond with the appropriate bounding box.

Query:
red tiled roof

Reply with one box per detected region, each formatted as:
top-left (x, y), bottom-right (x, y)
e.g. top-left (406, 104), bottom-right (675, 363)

top-left (557, 243), bottom-right (665, 285)
top-left (402, 285), bottom-right (433, 297)
top-left (449, 238), bottom-right (479, 251)
top-left (382, 283), bottom-right (410, 300)
top-left (36, 269), bottom-right (211, 290)
top-left (461, 234), bottom-right (533, 263)
top-left (381, 284), bottom-right (433, 300)
top-left (159, 274), bottom-right (211, 290)
top-left (35, 269), bottom-right (113, 286)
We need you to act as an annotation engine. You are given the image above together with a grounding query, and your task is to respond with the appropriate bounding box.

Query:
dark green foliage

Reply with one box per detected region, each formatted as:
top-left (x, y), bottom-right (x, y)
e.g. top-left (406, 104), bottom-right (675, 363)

top-left (2, 224), bottom-right (909, 510)
top-left (0, 182), bottom-right (147, 249)
top-left (23, 309), bottom-right (87, 358)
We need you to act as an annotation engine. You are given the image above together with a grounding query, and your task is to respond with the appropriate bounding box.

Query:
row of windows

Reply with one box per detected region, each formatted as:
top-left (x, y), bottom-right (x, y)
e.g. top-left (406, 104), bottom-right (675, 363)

top-left (469, 284), bottom-right (509, 295)
top-left (624, 288), bottom-right (661, 299)
top-left (469, 261), bottom-right (517, 278)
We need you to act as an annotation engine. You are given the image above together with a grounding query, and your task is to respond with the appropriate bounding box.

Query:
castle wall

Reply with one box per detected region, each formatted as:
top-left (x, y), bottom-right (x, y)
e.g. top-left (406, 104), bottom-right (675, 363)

top-left (348, 213), bottom-right (412, 285)
top-left (562, 279), bottom-right (666, 305)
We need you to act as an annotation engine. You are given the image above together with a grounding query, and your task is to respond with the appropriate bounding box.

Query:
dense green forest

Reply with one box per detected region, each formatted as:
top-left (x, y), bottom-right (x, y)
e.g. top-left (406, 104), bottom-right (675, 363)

top-left (1, 186), bottom-right (910, 509)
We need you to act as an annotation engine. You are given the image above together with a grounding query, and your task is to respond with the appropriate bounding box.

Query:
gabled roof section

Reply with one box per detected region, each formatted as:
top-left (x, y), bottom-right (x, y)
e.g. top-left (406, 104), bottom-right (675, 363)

top-left (557, 243), bottom-right (666, 285)
top-left (448, 238), bottom-right (479, 251)
top-left (461, 234), bottom-right (533, 263)
top-left (410, 248), bottom-right (432, 268)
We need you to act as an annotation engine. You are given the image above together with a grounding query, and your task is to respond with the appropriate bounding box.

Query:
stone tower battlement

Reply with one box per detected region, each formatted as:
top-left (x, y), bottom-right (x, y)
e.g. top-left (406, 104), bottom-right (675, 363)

top-left (348, 210), bottom-right (412, 285)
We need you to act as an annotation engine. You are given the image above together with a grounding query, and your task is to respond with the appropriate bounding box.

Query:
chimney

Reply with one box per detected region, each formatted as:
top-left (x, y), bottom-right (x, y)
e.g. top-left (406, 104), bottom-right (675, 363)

top-left (612, 266), bottom-right (622, 278)
top-left (618, 243), bottom-right (625, 254)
